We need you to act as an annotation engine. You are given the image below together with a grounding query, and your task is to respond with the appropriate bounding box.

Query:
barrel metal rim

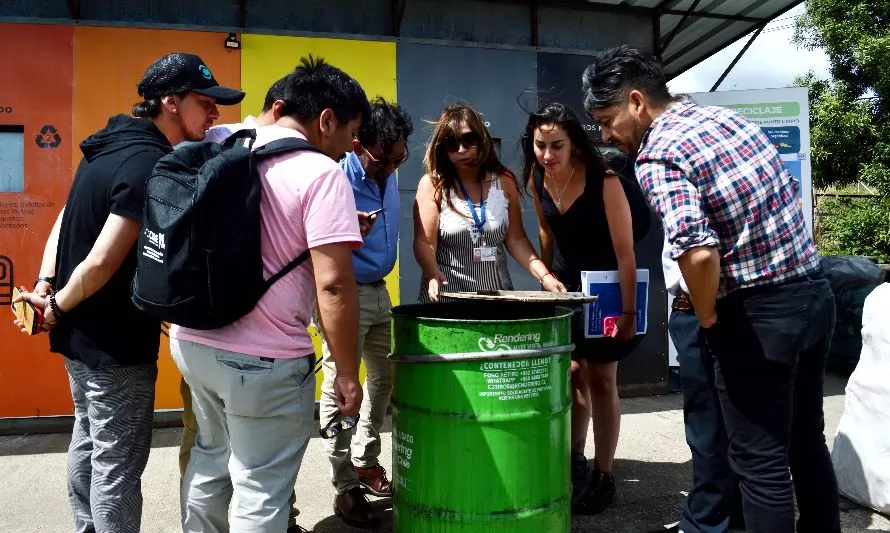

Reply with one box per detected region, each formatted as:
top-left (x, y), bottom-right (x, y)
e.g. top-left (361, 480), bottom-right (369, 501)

top-left (388, 343), bottom-right (575, 362)
top-left (390, 304), bottom-right (576, 324)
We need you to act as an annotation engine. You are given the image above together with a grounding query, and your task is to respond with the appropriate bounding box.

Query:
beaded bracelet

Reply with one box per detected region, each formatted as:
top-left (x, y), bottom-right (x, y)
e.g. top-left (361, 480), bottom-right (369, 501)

top-left (49, 293), bottom-right (65, 319)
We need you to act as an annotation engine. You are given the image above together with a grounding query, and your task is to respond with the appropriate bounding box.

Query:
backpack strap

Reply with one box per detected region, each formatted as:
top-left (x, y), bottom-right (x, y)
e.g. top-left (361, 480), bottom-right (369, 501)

top-left (263, 250), bottom-right (311, 290)
top-left (220, 127), bottom-right (257, 149)
top-left (252, 137), bottom-right (325, 289)
top-left (254, 137), bottom-right (324, 158)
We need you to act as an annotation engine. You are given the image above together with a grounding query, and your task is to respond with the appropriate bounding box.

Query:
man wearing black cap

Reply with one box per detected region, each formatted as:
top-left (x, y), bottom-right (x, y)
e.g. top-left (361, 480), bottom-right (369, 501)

top-left (13, 52), bottom-right (243, 533)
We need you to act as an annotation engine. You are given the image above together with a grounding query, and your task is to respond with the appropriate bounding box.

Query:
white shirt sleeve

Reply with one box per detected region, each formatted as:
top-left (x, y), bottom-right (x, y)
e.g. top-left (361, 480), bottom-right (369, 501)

top-left (661, 236), bottom-right (689, 295)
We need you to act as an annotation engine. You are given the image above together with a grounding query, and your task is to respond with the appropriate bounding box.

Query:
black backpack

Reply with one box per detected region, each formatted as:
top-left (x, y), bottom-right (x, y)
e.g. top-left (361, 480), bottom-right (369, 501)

top-left (615, 169), bottom-right (652, 243)
top-left (131, 129), bottom-right (324, 330)
top-left (605, 152), bottom-right (652, 243)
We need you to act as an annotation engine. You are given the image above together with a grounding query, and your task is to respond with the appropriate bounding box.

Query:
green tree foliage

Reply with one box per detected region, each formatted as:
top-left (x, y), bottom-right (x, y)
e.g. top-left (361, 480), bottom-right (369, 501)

top-left (794, 0), bottom-right (890, 260)
top-left (818, 197), bottom-right (890, 262)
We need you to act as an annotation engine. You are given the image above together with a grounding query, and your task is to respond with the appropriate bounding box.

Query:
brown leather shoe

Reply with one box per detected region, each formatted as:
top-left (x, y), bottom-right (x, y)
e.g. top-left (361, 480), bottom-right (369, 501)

top-left (356, 464), bottom-right (392, 497)
top-left (334, 487), bottom-right (381, 529)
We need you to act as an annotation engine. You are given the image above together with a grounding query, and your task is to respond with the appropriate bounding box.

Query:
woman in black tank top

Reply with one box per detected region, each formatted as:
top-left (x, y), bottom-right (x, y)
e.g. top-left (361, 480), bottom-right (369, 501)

top-left (520, 102), bottom-right (641, 516)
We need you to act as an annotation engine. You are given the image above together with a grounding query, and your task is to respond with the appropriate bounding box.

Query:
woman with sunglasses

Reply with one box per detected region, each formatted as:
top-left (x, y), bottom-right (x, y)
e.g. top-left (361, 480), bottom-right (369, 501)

top-left (413, 103), bottom-right (566, 302)
top-left (520, 102), bottom-right (646, 516)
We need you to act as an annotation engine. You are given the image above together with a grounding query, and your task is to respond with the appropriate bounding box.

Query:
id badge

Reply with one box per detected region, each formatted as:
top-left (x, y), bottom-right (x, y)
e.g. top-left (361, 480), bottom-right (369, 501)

top-left (474, 246), bottom-right (497, 262)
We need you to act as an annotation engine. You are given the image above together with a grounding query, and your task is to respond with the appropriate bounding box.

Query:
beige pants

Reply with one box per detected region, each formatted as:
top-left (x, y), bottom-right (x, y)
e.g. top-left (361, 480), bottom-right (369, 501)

top-left (180, 377), bottom-right (300, 522)
top-left (318, 281), bottom-right (394, 494)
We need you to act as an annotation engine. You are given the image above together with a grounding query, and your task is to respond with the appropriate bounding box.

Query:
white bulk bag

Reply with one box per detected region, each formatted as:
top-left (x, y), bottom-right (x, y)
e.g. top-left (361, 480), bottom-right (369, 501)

top-left (831, 282), bottom-right (890, 514)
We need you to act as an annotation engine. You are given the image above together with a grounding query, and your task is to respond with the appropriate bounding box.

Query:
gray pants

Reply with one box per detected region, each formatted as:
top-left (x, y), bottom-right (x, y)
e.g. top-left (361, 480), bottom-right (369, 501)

top-left (171, 338), bottom-right (316, 533)
top-left (65, 357), bottom-right (157, 533)
top-left (319, 281), bottom-right (393, 494)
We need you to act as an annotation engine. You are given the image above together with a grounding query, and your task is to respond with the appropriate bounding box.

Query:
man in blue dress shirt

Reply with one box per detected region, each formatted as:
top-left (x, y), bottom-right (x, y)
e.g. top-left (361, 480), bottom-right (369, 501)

top-left (318, 97), bottom-right (413, 529)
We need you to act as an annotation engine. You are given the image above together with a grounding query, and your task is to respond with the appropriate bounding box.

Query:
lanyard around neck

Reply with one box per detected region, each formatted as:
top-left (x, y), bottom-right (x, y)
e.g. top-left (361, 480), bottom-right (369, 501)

top-left (456, 177), bottom-right (486, 236)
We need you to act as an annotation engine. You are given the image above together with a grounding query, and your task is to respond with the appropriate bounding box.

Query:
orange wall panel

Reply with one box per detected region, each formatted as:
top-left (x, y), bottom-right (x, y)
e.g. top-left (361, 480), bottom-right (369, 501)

top-left (72, 26), bottom-right (242, 410)
top-left (0, 23), bottom-right (75, 417)
top-left (72, 26), bottom-right (243, 169)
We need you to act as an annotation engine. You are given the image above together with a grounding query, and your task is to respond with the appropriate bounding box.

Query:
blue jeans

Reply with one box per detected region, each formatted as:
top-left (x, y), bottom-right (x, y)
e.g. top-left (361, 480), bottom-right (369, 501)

top-left (669, 309), bottom-right (739, 533)
top-left (703, 275), bottom-right (840, 533)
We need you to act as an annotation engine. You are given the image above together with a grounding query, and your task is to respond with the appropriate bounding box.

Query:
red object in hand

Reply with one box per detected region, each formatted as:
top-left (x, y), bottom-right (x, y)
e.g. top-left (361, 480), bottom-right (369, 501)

top-left (603, 315), bottom-right (619, 338)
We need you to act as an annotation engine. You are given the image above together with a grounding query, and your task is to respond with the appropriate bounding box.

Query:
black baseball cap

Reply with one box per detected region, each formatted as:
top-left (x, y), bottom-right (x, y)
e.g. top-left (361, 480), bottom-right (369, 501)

top-left (137, 53), bottom-right (245, 105)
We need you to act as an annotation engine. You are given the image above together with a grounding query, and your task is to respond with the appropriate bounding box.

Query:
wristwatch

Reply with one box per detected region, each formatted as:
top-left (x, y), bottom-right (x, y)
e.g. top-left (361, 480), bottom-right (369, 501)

top-left (36, 276), bottom-right (56, 286)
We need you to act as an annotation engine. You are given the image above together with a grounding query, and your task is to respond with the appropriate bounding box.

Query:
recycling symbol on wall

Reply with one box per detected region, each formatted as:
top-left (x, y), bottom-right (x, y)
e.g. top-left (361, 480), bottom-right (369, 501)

top-left (35, 125), bottom-right (62, 149)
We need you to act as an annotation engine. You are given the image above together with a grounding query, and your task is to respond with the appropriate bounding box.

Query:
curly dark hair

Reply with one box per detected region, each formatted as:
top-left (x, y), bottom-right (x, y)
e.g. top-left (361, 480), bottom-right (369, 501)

top-left (581, 44), bottom-right (673, 114)
top-left (358, 97), bottom-right (414, 153)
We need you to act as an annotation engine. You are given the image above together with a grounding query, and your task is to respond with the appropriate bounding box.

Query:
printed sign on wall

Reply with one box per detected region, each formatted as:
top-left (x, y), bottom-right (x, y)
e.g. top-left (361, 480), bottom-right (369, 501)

top-left (690, 88), bottom-right (813, 235)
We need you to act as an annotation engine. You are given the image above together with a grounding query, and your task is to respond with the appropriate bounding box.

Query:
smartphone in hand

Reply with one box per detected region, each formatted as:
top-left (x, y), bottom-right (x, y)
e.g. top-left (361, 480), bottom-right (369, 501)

top-left (11, 286), bottom-right (43, 335)
top-left (366, 207), bottom-right (385, 217)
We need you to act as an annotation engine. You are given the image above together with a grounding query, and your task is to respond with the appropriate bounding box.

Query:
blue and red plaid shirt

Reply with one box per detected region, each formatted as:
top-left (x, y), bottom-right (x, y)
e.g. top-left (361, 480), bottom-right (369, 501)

top-left (635, 99), bottom-right (818, 297)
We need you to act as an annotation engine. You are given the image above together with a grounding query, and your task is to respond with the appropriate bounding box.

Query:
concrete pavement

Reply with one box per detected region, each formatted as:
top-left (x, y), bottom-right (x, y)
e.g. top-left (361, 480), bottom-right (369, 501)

top-left (0, 374), bottom-right (887, 532)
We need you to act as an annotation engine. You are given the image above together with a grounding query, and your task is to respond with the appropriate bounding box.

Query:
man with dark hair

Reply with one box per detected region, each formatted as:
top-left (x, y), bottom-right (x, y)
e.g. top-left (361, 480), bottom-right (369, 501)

top-left (169, 54), bottom-right (369, 533)
top-left (13, 52), bottom-right (242, 533)
top-left (581, 45), bottom-right (840, 533)
top-left (318, 96), bottom-right (413, 529)
top-left (176, 71), bottom-right (308, 532)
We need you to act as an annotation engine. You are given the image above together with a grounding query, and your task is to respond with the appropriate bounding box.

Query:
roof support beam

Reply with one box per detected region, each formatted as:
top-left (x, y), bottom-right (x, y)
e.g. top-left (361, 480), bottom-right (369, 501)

top-left (660, 0), bottom-right (702, 54)
top-left (710, 22), bottom-right (766, 91)
top-left (66, 0), bottom-right (81, 19)
top-left (653, 13), bottom-right (662, 59)
top-left (662, 0), bottom-right (773, 64)
top-left (237, 0), bottom-right (246, 28)
top-left (654, 0), bottom-right (684, 10)
top-left (662, 9), bottom-right (763, 23)
top-left (491, 0), bottom-right (652, 18)
top-left (392, 0), bottom-right (407, 36)
top-left (491, 0), bottom-right (767, 24)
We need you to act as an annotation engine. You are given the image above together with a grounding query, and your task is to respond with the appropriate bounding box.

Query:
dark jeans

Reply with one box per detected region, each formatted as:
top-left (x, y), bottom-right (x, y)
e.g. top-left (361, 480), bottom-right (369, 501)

top-left (670, 309), bottom-right (739, 533)
top-left (703, 276), bottom-right (841, 533)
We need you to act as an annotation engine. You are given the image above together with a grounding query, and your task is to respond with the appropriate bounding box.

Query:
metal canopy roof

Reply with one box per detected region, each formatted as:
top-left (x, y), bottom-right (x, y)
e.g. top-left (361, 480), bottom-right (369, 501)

top-left (542, 0), bottom-right (804, 79)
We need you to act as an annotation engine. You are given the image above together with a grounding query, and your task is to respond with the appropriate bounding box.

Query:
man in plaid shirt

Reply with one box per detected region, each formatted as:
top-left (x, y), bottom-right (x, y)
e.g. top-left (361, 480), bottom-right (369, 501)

top-left (582, 45), bottom-right (840, 533)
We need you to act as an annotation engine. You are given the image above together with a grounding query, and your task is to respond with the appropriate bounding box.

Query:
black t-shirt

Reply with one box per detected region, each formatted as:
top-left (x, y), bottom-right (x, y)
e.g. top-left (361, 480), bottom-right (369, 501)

top-left (534, 166), bottom-right (618, 290)
top-left (49, 115), bottom-right (172, 369)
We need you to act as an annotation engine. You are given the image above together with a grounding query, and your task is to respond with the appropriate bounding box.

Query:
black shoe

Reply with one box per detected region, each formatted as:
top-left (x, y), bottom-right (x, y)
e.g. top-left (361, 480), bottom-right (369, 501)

top-left (334, 487), bottom-right (381, 529)
top-left (571, 452), bottom-right (591, 505)
top-left (573, 464), bottom-right (616, 515)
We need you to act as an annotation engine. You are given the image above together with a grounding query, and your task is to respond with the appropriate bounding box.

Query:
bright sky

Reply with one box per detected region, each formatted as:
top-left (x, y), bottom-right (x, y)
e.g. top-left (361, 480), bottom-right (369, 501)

top-left (668, 4), bottom-right (831, 93)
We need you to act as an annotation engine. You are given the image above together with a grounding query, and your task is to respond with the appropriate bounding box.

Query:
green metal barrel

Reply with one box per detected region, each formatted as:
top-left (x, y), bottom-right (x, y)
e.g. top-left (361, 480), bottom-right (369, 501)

top-left (389, 301), bottom-right (574, 532)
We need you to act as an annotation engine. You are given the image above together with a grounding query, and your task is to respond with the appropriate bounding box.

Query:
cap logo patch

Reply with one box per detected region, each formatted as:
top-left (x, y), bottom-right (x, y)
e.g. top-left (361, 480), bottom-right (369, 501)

top-left (198, 65), bottom-right (213, 79)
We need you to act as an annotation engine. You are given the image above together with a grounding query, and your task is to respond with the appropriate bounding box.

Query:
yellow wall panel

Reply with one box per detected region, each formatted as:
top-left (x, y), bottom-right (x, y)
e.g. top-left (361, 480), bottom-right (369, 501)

top-left (240, 34), bottom-right (400, 400)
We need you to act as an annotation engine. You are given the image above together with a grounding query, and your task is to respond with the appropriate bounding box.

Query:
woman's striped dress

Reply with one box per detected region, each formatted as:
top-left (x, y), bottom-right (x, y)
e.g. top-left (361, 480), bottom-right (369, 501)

top-left (418, 174), bottom-right (514, 303)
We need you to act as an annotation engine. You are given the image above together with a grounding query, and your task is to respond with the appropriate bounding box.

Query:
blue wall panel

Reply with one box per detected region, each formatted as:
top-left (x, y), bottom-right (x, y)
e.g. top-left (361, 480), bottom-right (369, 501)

top-left (395, 43), bottom-right (541, 302)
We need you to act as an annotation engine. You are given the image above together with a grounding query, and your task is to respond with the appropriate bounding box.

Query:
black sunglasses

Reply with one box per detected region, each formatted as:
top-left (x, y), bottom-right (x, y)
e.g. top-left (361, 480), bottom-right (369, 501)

top-left (363, 146), bottom-right (410, 169)
top-left (320, 412), bottom-right (360, 439)
top-left (440, 131), bottom-right (481, 152)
